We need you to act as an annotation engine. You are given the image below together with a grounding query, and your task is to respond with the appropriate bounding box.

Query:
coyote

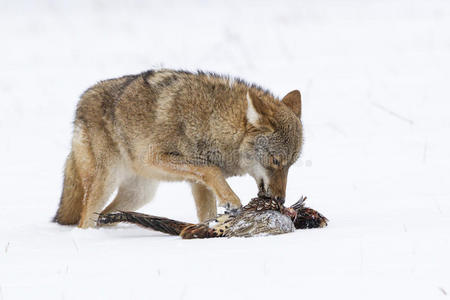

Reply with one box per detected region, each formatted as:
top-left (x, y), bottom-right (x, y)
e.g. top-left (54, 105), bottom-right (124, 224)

top-left (54, 69), bottom-right (303, 228)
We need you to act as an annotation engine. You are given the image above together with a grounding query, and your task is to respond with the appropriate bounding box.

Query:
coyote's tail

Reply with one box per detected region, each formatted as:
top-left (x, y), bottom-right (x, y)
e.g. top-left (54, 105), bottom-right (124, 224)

top-left (97, 211), bottom-right (193, 236)
top-left (53, 152), bottom-right (84, 225)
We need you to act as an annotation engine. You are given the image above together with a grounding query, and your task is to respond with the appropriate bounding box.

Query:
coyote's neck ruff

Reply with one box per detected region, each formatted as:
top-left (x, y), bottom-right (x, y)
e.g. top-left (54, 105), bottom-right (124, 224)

top-left (97, 197), bottom-right (328, 239)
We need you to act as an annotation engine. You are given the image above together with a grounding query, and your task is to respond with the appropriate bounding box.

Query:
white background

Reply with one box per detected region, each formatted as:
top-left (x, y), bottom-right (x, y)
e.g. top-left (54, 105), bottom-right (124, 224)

top-left (1, 1), bottom-right (449, 299)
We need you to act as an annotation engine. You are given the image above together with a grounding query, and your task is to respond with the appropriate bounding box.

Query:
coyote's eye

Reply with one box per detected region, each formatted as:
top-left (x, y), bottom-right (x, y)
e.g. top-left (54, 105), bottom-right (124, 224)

top-left (272, 156), bottom-right (280, 166)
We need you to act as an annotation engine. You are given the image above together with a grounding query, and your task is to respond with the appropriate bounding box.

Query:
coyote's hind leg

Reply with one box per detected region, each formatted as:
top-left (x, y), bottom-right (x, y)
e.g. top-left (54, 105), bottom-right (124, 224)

top-left (102, 176), bottom-right (159, 214)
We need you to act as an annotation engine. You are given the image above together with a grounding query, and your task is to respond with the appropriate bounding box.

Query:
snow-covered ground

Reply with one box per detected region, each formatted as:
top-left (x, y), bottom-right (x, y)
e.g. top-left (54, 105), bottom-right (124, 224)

top-left (1, 0), bottom-right (449, 299)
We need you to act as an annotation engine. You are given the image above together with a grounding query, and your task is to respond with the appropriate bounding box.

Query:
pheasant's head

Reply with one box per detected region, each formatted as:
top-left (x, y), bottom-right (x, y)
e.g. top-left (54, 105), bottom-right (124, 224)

top-left (289, 196), bottom-right (328, 229)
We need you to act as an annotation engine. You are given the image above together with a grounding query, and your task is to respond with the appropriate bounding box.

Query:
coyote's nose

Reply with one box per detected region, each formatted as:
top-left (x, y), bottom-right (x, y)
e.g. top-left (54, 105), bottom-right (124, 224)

top-left (274, 196), bottom-right (285, 204)
top-left (257, 189), bottom-right (268, 198)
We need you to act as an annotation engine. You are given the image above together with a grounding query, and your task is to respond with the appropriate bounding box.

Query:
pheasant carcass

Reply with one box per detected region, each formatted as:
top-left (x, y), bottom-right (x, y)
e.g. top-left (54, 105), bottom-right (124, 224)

top-left (97, 196), bottom-right (328, 239)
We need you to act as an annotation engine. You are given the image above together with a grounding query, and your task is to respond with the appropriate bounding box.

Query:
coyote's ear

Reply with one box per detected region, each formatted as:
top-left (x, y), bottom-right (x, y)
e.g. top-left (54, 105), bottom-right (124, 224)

top-left (281, 90), bottom-right (301, 118)
top-left (246, 91), bottom-right (265, 126)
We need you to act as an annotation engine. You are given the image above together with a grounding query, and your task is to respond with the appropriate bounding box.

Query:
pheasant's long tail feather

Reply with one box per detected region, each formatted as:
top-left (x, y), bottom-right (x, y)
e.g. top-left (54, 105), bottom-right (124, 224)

top-left (97, 211), bottom-right (193, 236)
top-left (180, 224), bottom-right (221, 239)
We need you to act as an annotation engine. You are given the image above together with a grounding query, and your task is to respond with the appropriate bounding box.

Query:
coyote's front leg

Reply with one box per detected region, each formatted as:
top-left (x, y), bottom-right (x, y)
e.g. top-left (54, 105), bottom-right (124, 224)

top-left (147, 153), bottom-right (242, 210)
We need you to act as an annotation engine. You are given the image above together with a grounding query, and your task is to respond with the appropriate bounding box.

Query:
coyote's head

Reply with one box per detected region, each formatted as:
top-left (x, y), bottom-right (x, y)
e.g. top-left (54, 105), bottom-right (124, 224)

top-left (243, 89), bottom-right (303, 204)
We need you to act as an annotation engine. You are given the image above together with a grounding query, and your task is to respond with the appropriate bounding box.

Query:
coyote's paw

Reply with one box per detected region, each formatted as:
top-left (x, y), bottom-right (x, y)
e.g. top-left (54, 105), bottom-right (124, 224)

top-left (218, 195), bottom-right (242, 209)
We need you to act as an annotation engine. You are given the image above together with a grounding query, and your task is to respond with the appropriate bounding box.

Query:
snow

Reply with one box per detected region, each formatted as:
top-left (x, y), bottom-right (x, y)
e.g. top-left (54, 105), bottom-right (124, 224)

top-left (1, 0), bottom-right (450, 299)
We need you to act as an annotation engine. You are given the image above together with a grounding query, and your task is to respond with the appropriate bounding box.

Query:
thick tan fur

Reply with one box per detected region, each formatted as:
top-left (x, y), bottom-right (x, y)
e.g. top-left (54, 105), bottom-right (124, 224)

top-left (54, 70), bottom-right (303, 228)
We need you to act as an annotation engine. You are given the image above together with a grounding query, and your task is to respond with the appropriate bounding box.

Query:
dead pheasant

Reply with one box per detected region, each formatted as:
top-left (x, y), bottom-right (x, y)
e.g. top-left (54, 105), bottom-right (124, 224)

top-left (97, 196), bottom-right (328, 239)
